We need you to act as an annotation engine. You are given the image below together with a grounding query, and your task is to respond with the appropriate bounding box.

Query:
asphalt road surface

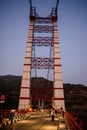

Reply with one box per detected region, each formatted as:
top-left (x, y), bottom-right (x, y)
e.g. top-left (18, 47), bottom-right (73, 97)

top-left (1, 111), bottom-right (59, 130)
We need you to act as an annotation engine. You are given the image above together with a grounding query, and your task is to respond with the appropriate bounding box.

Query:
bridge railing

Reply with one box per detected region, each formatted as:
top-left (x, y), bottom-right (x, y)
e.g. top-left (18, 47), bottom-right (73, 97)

top-left (0, 109), bottom-right (11, 118)
top-left (65, 110), bottom-right (84, 130)
top-left (0, 109), bottom-right (32, 126)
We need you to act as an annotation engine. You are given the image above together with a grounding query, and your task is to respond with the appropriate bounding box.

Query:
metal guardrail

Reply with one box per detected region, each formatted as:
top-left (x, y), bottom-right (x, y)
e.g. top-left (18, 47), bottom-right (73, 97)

top-left (0, 109), bottom-right (31, 128)
top-left (65, 111), bottom-right (84, 130)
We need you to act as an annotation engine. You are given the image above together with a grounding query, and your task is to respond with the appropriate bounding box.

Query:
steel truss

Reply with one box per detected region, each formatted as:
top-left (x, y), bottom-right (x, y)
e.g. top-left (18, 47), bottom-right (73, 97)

top-left (30, 13), bottom-right (54, 105)
top-left (33, 37), bottom-right (53, 46)
top-left (31, 87), bottom-right (53, 100)
top-left (31, 57), bottom-right (54, 69)
top-left (34, 25), bottom-right (53, 33)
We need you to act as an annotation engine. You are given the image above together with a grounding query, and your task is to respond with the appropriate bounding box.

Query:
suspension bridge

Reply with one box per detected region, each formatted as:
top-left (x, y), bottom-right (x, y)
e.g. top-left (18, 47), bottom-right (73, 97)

top-left (0, 0), bottom-right (85, 129)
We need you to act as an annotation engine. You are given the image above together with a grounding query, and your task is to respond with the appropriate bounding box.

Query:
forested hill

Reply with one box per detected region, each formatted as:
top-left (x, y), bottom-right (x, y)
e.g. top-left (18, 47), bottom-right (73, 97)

top-left (0, 75), bottom-right (21, 109)
top-left (0, 75), bottom-right (87, 126)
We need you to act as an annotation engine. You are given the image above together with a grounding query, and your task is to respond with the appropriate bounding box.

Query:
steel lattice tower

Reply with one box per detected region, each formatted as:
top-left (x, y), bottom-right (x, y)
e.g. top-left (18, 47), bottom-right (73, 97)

top-left (18, 0), bottom-right (65, 110)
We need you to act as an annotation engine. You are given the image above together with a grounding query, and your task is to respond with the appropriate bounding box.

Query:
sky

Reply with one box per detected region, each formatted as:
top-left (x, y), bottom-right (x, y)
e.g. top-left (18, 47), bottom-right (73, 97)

top-left (0, 0), bottom-right (87, 86)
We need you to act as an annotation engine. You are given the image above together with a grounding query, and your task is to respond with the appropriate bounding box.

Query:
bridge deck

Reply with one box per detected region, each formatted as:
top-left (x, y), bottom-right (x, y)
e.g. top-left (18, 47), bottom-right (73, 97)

top-left (1, 110), bottom-right (84, 130)
top-left (1, 110), bottom-right (69, 130)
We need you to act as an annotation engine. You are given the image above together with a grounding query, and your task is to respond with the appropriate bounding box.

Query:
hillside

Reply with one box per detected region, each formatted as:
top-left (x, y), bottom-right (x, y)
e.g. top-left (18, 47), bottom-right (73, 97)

top-left (64, 83), bottom-right (87, 127)
top-left (0, 75), bottom-right (21, 109)
top-left (0, 75), bottom-right (87, 128)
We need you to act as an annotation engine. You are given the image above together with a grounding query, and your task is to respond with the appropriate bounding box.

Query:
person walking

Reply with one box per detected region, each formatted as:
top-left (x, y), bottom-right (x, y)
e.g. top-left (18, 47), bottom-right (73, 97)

top-left (51, 109), bottom-right (55, 121)
top-left (60, 107), bottom-right (65, 117)
top-left (10, 112), bottom-right (14, 124)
